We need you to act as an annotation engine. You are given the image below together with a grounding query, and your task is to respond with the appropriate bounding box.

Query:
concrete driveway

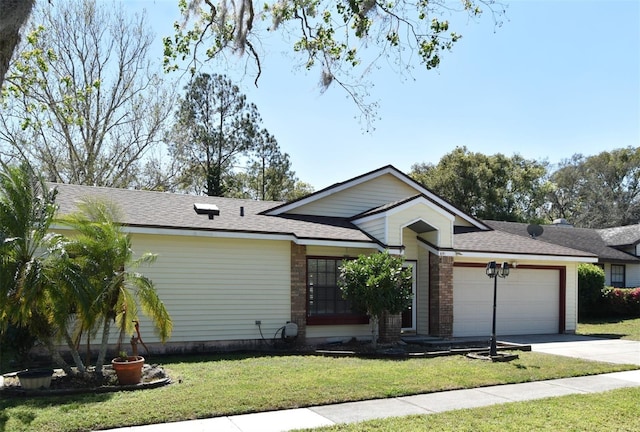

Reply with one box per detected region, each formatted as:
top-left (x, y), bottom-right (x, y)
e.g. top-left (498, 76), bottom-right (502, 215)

top-left (501, 334), bottom-right (640, 366)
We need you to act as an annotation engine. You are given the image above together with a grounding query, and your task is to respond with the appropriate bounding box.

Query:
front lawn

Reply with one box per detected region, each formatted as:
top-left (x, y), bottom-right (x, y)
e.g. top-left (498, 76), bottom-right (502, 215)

top-left (577, 317), bottom-right (640, 341)
top-left (0, 351), bottom-right (636, 432)
top-left (298, 387), bottom-right (640, 431)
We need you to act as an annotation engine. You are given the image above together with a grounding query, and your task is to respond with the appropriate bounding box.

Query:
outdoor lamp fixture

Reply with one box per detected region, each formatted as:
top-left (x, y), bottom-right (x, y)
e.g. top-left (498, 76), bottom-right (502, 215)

top-left (485, 261), bottom-right (510, 356)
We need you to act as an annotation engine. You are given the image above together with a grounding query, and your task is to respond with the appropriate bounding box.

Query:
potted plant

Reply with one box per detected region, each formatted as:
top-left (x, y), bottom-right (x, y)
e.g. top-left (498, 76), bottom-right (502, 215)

top-left (17, 368), bottom-right (54, 390)
top-left (111, 351), bottom-right (144, 385)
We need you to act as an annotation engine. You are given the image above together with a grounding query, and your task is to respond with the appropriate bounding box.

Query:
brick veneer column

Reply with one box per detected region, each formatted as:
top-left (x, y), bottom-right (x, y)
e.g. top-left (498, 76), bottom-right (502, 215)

top-left (290, 242), bottom-right (307, 343)
top-left (429, 253), bottom-right (454, 338)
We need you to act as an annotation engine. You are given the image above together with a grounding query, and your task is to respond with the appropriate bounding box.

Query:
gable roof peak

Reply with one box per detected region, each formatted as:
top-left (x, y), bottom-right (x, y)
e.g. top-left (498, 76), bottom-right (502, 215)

top-left (263, 165), bottom-right (489, 230)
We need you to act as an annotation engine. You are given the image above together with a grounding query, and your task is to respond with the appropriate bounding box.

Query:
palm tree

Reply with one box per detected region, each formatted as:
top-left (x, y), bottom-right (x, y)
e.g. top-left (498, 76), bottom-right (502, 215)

top-left (0, 162), bottom-right (88, 374)
top-left (60, 199), bottom-right (172, 373)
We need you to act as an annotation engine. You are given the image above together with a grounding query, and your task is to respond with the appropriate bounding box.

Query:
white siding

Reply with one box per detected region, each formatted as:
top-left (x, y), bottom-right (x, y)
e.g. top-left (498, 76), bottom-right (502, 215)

top-left (616, 248), bottom-right (638, 285)
top-left (604, 262), bottom-right (640, 288)
top-left (454, 216), bottom-right (476, 227)
top-left (402, 228), bottom-right (419, 261)
top-left (565, 262), bottom-right (578, 333)
top-left (287, 174), bottom-right (420, 217)
top-left (626, 264), bottom-right (640, 287)
top-left (125, 234), bottom-right (291, 344)
top-left (387, 203), bottom-right (452, 248)
top-left (354, 217), bottom-right (386, 243)
top-left (307, 325), bottom-right (372, 341)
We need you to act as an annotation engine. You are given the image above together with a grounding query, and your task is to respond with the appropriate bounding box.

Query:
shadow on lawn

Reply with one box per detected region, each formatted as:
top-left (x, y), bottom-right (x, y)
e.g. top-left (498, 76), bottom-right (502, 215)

top-left (0, 392), bottom-right (113, 431)
top-left (581, 333), bottom-right (625, 340)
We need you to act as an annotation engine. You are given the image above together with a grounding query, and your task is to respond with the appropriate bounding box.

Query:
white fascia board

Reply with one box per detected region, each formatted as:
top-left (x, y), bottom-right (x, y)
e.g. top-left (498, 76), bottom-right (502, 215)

top-left (455, 250), bottom-right (599, 263)
top-left (417, 241), bottom-right (456, 257)
top-left (53, 222), bottom-right (381, 248)
top-left (53, 222), bottom-right (294, 241)
top-left (296, 239), bottom-right (381, 249)
top-left (389, 197), bottom-right (456, 222)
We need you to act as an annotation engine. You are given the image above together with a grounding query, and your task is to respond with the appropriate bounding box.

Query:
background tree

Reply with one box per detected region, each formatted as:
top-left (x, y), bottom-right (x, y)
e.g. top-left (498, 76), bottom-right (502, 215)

top-left (227, 130), bottom-right (313, 201)
top-left (339, 252), bottom-right (413, 348)
top-left (547, 148), bottom-right (640, 228)
top-left (164, 1), bottom-right (504, 124)
top-left (0, 0), bottom-right (174, 188)
top-left (0, 0), bottom-right (34, 87)
top-left (543, 154), bottom-right (586, 223)
top-left (410, 146), bottom-right (550, 222)
top-left (169, 72), bottom-right (264, 196)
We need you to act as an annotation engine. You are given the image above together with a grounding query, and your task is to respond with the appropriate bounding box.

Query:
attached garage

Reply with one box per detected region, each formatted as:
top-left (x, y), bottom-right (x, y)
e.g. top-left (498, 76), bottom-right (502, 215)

top-left (453, 266), bottom-right (562, 337)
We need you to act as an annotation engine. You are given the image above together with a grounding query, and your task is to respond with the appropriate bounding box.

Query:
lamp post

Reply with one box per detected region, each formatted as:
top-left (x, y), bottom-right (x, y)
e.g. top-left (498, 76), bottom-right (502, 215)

top-left (485, 261), bottom-right (510, 357)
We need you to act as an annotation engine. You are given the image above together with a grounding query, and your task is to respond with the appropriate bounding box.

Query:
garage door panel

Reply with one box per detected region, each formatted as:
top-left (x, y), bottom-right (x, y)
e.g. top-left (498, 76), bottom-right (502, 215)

top-left (453, 267), bottom-right (559, 337)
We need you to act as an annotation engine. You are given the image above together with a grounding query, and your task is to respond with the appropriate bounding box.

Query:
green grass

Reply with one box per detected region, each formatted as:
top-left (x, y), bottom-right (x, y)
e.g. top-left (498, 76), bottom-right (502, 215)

top-left (0, 351), bottom-right (636, 432)
top-left (577, 317), bottom-right (640, 341)
top-left (297, 387), bottom-right (640, 431)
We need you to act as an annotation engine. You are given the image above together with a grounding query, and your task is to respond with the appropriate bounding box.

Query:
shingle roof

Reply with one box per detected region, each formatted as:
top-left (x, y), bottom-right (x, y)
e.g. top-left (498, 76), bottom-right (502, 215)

top-left (50, 183), bottom-right (376, 244)
top-left (47, 182), bottom-right (612, 261)
top-left (597, 224), bottom-right (640, 247)
top-left (454, 227), bottom-right (597, 258)
top-left (484, 220), bottom-right (639, 263)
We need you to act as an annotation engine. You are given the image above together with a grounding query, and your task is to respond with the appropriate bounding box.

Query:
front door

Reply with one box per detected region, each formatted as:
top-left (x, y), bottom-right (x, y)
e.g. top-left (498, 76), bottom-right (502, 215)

top-left (402, 261), bottom-right (417, 331)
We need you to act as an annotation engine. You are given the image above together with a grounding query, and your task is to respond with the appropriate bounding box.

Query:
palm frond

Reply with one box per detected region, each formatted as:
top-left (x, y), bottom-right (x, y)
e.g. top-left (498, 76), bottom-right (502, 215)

top-left (129, 274), bottom-right (173, 343)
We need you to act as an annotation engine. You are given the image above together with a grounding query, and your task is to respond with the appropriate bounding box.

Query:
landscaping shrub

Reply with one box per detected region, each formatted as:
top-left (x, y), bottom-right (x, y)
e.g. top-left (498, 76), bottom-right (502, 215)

top-left (578, 263), bottom-right (605, 319)
top-left (601, 287), bottom-right (640, 318)
top-left (0, 323), bottom-right (37, 370)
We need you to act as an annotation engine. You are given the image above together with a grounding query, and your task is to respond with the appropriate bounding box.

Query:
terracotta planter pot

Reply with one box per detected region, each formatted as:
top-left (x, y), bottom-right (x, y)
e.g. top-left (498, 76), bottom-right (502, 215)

top-left (111, 356), bottom-right (144, 385)
top-left (17, 368), bottom-right (54, 390)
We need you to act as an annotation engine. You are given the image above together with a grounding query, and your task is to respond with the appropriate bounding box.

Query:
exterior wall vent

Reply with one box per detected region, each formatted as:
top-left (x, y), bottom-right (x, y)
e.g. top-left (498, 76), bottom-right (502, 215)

top-left (194, 203), bottom-right (220, 220)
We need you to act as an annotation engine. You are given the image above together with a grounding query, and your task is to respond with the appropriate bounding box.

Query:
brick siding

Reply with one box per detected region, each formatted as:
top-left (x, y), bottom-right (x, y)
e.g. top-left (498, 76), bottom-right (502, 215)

top-left (290, 242), bottom-right (307, 343)
top-left (429, 253), bottom-right (454, 338)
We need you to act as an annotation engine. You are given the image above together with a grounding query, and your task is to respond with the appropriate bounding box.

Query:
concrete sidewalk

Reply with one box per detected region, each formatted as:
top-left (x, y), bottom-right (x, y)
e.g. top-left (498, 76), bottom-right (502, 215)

top-left (103, 369), bottom-right (640, 432)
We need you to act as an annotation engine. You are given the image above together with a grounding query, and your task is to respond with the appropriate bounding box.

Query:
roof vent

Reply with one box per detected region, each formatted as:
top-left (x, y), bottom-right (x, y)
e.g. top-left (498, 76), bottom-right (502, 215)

top-left (552, 218), bottom-right (573, 227)
top-left (194, 203), bottom-right (220, 220)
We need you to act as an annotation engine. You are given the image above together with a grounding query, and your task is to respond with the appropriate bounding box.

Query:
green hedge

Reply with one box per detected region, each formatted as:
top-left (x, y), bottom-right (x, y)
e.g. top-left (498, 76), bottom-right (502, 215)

top-left (578, 263), bottom-right (605, 319)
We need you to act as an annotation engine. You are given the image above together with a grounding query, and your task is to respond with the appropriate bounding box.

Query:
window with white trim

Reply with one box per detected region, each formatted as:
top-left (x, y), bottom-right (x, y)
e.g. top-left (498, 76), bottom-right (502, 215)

top-left (611, 264), bottom-right (625, 288)
top-left (306, 257), bottom-right (367, 325)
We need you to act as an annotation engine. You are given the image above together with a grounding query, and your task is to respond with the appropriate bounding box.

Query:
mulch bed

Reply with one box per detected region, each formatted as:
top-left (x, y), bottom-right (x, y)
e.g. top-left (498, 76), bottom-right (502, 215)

top-left (1, 363), bottom-right (171, 397)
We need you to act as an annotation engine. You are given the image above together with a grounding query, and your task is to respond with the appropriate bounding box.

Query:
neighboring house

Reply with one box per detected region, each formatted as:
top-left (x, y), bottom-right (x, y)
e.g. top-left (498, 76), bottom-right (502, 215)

top-left (486, 220), bottom-right (640, 288)
top-left (51, 166), bottom-right (597, 352)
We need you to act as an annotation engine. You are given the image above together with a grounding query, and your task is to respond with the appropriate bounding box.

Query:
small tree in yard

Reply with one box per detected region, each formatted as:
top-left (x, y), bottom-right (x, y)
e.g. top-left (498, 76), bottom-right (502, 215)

top-left (339, 252), bottom-right (413, 348)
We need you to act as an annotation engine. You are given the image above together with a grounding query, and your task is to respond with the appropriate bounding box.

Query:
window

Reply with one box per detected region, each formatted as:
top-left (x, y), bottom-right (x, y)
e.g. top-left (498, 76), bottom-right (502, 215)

top-left (611, 264), bottom-right (625, 288)
top-left (307, 258), bottom-right (368, 325)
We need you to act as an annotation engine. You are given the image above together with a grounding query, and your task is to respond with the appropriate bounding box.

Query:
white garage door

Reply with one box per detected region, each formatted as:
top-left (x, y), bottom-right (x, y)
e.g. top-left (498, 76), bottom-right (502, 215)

top-left (453, 267), bottom-right (560, 337)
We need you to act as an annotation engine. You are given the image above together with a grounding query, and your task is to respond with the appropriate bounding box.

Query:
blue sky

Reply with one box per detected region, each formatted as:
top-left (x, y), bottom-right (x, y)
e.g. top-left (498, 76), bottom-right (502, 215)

top-left (125, 0), bottom-right (639, 191)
